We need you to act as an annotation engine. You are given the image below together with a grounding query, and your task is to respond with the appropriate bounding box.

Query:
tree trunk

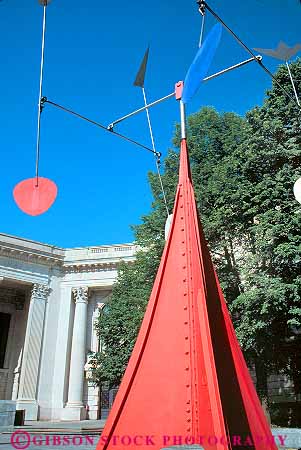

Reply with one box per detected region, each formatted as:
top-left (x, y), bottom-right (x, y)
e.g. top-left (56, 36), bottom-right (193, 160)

top-left (290, 347), bottom-right (301, 401)
top-left (254, 357), bottom-right (271, 424)
top-left (228, 237), bottom-right (244, 294)
top-left (223, 243), bottom-right (241, 298)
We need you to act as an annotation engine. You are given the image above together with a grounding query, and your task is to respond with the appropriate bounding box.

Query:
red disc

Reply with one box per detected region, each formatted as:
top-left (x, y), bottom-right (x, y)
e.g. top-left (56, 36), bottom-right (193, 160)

top-left (13, 177), bottom-right (58, 216)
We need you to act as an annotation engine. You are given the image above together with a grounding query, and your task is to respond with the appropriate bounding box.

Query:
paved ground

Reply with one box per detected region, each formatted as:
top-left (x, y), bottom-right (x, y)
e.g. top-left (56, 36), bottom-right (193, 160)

top-left (22, 420), bottom-right (105, 432)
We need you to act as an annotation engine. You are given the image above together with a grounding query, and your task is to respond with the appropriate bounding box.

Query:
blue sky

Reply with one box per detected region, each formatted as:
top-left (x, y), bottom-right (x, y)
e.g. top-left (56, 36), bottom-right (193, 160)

top-left (0, 0), bottom-right (300, 248)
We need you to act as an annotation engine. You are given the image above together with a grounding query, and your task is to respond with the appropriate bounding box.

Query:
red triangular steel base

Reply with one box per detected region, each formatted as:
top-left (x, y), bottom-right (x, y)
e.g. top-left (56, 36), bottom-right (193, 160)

top-left (97, 139), bottom-right (277, 450)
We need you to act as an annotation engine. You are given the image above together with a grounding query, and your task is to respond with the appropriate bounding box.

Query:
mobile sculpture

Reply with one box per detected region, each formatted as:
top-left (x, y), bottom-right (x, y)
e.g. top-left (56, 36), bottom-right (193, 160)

top-left (11, 0), bottom-right (301, 216)
top-left (10, 0), bottom-right (299, 448)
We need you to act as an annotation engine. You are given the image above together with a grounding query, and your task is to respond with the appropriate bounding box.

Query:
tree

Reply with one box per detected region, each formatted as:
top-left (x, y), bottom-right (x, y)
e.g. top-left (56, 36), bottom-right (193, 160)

top-left (229, 59), bottom-right (301, 418)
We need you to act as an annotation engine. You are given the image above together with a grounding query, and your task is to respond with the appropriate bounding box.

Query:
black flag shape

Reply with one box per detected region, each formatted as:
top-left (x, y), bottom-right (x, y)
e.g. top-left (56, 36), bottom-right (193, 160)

top-left (134, 47), bottom-right (150, 88)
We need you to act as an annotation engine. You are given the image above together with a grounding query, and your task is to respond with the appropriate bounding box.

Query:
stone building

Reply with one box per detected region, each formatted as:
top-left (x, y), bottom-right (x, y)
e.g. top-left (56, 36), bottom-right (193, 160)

top-left (0, 233), bottom-right (297, 423)
top-left (0, 233), bottom-right (136, 422)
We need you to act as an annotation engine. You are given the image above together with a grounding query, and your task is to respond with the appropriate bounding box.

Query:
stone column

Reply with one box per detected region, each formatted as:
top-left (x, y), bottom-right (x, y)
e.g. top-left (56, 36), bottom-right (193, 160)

top-left (52, 286), bottom-right (73, 420)
top-left (16, 284), bottom-right (50, 420)
top-left (62, 287), bottom-right (89, 421)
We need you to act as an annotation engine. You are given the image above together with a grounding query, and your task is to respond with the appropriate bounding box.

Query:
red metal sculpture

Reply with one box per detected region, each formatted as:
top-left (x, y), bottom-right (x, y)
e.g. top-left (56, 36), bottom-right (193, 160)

top-left (96, 87), bottom-right (278, 449)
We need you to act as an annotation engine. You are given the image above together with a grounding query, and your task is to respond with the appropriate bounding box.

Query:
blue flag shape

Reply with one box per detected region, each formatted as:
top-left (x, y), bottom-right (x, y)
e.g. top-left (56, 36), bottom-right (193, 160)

top-left (182, 23), bottom-right (222, 104)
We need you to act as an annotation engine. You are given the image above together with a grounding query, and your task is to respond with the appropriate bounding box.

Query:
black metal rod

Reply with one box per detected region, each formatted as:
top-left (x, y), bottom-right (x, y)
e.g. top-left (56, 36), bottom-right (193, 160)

top-left (44, 99), bottom-right (160, 157)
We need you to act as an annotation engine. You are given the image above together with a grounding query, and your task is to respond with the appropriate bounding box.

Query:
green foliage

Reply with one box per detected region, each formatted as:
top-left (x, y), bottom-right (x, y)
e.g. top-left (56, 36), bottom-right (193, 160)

top-left (228, 59), bottom-right (301, 394)
top-left (90, 60), bottom-right (301, 403)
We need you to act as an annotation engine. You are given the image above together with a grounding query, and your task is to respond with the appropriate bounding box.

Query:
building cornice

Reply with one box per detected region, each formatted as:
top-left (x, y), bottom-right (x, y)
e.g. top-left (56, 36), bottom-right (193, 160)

top-left (0, 234), bottom-right (138, 271)
top-left (0, 244), bottom-right (64, 266)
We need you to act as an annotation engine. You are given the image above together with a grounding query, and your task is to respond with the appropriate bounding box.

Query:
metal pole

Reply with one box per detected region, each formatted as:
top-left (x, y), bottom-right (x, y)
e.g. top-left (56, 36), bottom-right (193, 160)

top-left (199, 9), bottom-right (206, 47)
top-left (35, 4), bottom-right (47, 186)
top-left (142, 88), bottom-right (170, 216)
top-left (286, 61), bottom-right (300, 107)
top-left (180, 100), bottom-right (186, 140)
top-left (108, 91), bottom-right (175, 130)
top-left (203, 55), bottom-right (261, 82)
top-left (108, 56), bottom-right (260, 130)
top-left (142, 88), bottom-right (156, 151)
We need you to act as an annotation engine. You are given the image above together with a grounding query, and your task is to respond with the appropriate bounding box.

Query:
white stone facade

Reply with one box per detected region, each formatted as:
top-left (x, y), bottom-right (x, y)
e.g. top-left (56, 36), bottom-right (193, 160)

top-left (0, 233), bottom-right (137, 422)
